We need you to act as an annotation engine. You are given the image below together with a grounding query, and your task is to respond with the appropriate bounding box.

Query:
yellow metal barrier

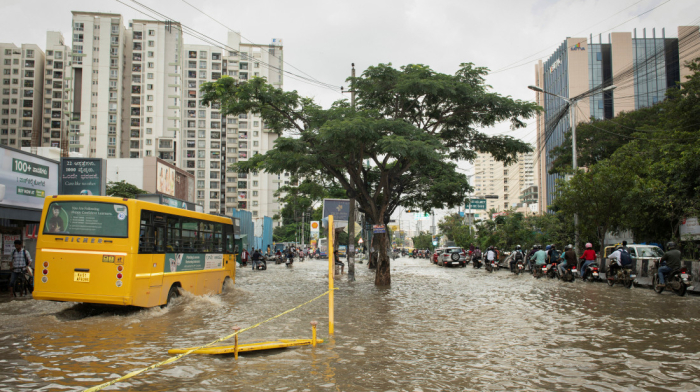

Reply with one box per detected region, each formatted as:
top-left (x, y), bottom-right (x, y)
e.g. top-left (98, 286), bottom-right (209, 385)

top-left (83, 289), bottom-right (336, 392)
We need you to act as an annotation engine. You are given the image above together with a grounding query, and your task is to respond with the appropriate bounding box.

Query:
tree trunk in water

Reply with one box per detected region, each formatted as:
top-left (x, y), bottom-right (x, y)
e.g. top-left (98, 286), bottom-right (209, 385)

top-left (374, 232), bottom-right (391, 286)
top-left (368, 252), bottom-right (377, 269)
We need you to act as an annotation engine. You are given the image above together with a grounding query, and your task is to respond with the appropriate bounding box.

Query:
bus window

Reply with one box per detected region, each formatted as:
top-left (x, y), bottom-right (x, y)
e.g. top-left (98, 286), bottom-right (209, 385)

top-left (200, 221), bottom-right (213, 252)
top-left (166, 217), bottom-right (181, 252)
top-left (213, 223), bottom-right (223, 252)
top-left (181, 218), bottom-right (198, 253)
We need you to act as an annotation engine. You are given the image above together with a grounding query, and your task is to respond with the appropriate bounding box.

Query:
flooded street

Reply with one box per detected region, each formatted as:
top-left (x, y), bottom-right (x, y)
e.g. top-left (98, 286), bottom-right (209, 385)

top-left (2, 257), bottom-right (700, 391)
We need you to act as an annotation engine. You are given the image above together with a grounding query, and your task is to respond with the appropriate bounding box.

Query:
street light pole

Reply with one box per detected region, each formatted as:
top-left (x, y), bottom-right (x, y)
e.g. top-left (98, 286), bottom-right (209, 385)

top-left (527, 84), bottom-right (616, 255)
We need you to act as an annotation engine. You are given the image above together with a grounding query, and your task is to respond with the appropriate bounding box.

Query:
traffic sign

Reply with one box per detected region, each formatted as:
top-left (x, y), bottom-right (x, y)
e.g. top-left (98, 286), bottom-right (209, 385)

top-left (467, 198), bottom-right (487, 210)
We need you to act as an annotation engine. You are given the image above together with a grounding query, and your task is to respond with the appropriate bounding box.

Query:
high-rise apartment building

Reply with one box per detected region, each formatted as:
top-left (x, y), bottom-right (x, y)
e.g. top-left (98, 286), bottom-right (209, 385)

top-left (0, 42), bottom-right (44, 150)
top-left (182, 32), bottom-right (283, 218)
top-left (68, 11), bottom-right (126, 158)
top-left (472, 150), bottom-right (535, 215)
top-left (534, 26), bottom-right (700, 213)
top-left (123, 19), bottom-right (183, 164)
top-left (41, 32), bottom-right (71, 151)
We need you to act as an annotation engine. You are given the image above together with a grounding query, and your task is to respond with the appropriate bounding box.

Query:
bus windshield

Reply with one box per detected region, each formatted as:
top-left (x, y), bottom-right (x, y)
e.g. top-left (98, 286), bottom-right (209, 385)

top-left (43, 201), bottom-right (129, 237)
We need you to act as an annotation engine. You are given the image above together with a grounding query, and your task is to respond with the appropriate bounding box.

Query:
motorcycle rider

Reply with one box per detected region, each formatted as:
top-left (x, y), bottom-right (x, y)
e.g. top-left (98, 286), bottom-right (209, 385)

top-left (510, 245), bottom-right (524, 272)
top-left (526, 245), bottom-right (537, 271)
top-left (607, 245), bottom-right (629, 278)
top-left (558, 244), bottom-right (577, 276)
top-left (547, 244), bottom-right (559, 265)
top-left (251, 248), bottom-right (262, 270)
top-left (472, 246), bottom-right (482, 266)
top-left (580, 243), bottom-right (597, 280)
top-left (486, 246), bottom-right (497, 267)
top-left (529, 245), bottom-right (547, 273)
top-left (657, 241), bottom-right (682, 288)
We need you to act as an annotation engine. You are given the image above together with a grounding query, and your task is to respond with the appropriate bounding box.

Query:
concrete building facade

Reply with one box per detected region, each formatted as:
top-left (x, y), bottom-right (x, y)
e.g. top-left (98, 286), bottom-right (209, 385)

top-left (182, 32), bottom-right (283, 218)
top-left (68, 11), bottom-right (127, 158)
top-left (41, 32), bottom-right (71, 151)
top-left (0, 42), bottom-right (44, 150)
top-left (472, 150), bottom-right (535, 216)
top-left (534, 26), bottom-right (700, 213)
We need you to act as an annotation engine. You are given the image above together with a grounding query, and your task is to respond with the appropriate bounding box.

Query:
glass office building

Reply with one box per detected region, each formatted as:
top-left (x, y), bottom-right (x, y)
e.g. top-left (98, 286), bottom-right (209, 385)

top-left (534, 26), bottom-right (698, 213)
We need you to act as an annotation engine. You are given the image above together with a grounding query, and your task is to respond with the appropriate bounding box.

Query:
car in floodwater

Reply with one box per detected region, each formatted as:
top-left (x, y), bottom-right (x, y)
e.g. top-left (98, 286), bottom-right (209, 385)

top-left (437, 247), bottom-right (467, 267)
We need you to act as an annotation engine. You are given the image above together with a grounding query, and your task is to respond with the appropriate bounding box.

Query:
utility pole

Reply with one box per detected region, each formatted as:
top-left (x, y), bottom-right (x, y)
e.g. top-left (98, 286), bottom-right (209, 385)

top-left (346, 63), bottom-right (357, 281)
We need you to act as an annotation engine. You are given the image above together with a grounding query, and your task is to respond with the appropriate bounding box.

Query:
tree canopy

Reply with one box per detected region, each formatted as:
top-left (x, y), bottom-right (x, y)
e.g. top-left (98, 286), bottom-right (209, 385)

top-left (106, 181), bottom-right (147, 199)
top-left (200, 62), bottom-right (540, 285)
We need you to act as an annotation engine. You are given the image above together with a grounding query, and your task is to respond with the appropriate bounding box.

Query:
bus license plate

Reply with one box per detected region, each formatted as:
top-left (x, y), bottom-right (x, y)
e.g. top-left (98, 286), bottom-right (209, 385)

top-left (74, 272), bottom-right (90, 283)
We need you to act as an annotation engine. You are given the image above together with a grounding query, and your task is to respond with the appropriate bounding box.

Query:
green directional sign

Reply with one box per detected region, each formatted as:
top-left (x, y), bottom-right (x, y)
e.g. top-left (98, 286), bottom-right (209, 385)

top-left (467, 199), bottom-right (487, 210)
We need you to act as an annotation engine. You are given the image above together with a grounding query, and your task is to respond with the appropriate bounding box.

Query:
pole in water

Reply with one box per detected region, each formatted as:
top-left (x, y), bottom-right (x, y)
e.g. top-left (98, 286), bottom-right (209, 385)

top-left (328, 215), bottom-right (334, 335)
top-left (232, 326), bottom-right (240, 359)
top-left (311, 321), bottom-right (318, 346)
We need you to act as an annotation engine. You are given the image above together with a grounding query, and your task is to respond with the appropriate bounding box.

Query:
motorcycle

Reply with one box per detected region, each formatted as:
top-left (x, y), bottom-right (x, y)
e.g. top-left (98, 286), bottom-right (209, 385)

top-left (485, 258), bottom-right (498, 273)
top-left (545, 261), bottom-right (558, 279)
top-left (581, 262), bottom-right (601, 282)
top-left (472, 256), bottom-right (483, 269)
top-left (607, 267), bottom-right (635, 288)
top-left (254, 257), bottom-right (267, 270)
top-left (557, 264), bottom-right (577, 282)
top-left (533, 263), bottom-right (547, 279)
top-left (651, 261), bottom-right (691, 296)
top-left (513, 260), bottom-right (524, 275)
top-left (285, 256), bottom-right (294, 268)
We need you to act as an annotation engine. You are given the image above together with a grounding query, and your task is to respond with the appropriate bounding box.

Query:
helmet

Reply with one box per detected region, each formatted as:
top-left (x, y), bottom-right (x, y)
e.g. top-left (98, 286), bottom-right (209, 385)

top-left (565, 245), bottom-right (571, 250)
top-left (516, 245), bottom-right (521, 250)
top-left (545, 245), bottom-right (551, 251)
top-left (533, 245), bottom-right (539, 250)
top-left (585, 242), bottom-right (592, 248)
top-left (667, 241), bottom-right (676, 250)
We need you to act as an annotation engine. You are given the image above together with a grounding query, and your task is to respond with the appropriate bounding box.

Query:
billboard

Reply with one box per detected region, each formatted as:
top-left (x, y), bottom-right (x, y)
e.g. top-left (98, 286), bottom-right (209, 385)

top-left (310, 221), bottom-right (320, 240)
top-left (0, 146), bottom-right (58, 210)
top-left (322, 198), bottom-right (350, 221)
top-left (680, 217), bottom-right (700, 240)
top-left (156, 162), bottom-right (176, 196)
top-left (59, 158), bottom-right (106, 196)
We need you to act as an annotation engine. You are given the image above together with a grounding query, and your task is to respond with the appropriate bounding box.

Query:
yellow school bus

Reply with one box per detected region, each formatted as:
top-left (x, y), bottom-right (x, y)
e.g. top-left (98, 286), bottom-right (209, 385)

top-left (33, 195), bottom-right (237, 307)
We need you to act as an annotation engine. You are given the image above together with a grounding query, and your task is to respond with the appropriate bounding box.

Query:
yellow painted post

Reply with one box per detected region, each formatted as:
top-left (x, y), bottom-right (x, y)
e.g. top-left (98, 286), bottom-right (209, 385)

top-left (328, 215), bottom-right (334, 335)
top-left (311, 320), bottom-right (318, 346)
top-left (233, 326), bottom-right (240, 359)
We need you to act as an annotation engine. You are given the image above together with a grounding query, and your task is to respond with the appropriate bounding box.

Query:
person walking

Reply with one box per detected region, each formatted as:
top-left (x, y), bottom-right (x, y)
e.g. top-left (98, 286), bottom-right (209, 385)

top-left (9, 240), bottom-right (32, 297)
top-left (241, 248), bottom-right (249, 266)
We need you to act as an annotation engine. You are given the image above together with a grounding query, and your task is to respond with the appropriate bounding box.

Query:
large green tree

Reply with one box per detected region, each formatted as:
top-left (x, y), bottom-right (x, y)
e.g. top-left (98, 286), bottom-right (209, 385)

top-left (201, 63), bottom-right (538, 286)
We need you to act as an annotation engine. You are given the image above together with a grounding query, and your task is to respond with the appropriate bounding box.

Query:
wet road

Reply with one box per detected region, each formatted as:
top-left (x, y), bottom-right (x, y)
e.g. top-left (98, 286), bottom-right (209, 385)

top-left (2, 257), bottom-right (700, 391)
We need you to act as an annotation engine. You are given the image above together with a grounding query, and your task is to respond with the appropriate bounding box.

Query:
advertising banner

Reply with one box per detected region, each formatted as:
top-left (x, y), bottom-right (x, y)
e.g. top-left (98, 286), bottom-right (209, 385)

top-left (156, 162), bottom-right (176, 196)
top-left (44, 201), bottom-right (128, 237)
top-left (373, 225), bottom-right (386, 233)
top-left (0, 146), bottom-right (58, 210)
top-left (3, 234), bottom-right (20, 255)
top-left (59, 157), bottom-right (105, 196)
top-left (164, 253), bottom-right (224, 273)
top-left (680, 217), bottom-right (700, 240)
top-left (310, 220), bottom-right (320, 240)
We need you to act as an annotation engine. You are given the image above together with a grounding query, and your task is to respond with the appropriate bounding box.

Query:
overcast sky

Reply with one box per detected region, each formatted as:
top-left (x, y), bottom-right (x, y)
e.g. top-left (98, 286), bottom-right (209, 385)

top-left (1, 0), bottom-right (697, 226)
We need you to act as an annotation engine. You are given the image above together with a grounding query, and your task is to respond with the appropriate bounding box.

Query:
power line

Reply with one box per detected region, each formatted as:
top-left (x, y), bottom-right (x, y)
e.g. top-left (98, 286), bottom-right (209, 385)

top-left (493, 0), bottom-right (673, 75)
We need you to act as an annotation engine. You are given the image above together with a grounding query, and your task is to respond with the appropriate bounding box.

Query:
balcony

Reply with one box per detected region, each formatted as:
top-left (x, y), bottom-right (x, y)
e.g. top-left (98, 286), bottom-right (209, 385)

top-left (70, 112), bottom-right (80, 121)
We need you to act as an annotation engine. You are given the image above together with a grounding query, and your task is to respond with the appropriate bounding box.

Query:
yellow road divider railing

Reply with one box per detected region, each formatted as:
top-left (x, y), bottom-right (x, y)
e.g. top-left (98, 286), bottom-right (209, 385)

top-left (83, 288), bottom-right (337, 392)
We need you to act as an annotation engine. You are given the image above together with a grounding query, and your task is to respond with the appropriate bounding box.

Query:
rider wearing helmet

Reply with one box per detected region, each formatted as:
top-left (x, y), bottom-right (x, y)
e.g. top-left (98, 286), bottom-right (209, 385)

top-left (529, 245), bottom-right (547, 273)
top-left (510, 245), bottom-right (523, 272)
top-left (608, 244), bottom-right (631, 278)
top-left (657, 242), bottom-right (681, 288)
top-left (580, 242), bottom-right (597, 280)
top-left (486, 246), bottom-right (497, 265)
top-left (558, 244), bottom-right (577, 276)
top-left (547, 244), bottom-right (559, 266)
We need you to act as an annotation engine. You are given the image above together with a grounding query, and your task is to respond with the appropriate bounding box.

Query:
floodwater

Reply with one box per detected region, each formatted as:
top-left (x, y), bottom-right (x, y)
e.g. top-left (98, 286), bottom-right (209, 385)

top-left (2, 257), bottom-right (700, 391)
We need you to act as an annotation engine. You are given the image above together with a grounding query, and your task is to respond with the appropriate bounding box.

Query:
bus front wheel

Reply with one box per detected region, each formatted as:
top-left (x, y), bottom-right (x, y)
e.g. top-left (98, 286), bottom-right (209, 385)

top-left (165, 285), bottom-right (180, 307)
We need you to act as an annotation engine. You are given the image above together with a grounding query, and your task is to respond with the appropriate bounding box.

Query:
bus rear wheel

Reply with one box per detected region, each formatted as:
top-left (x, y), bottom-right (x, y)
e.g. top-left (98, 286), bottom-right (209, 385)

top-left (165, 285), bottom-right (180, 307)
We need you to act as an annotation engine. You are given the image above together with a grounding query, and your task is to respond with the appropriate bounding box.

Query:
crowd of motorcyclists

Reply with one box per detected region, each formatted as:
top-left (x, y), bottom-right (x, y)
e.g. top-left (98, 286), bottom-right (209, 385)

top-left (461, 240), bottom-right (689, 293)
top-left (239, 246), bottom-right (316, 270)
